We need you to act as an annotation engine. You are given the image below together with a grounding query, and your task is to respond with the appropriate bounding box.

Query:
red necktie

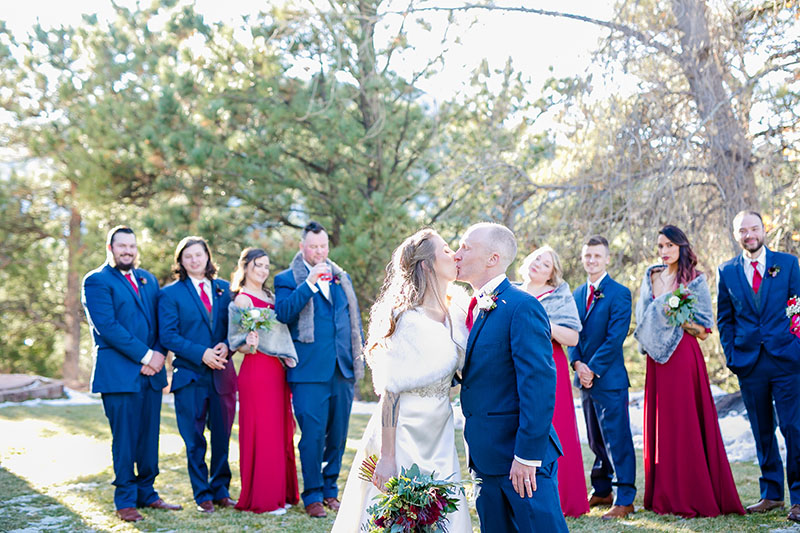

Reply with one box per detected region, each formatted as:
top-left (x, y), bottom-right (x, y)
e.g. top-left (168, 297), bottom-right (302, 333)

top-left (751, 261), bottom-right (762, 293)
top-left (465, 297), bottom-right (478, 332)
top-left (124, 273), bottom-right (140, 296)
top-left (586, 284), bottom-right (595, 312)
top-left (199, 281), bottom-right (212, 314)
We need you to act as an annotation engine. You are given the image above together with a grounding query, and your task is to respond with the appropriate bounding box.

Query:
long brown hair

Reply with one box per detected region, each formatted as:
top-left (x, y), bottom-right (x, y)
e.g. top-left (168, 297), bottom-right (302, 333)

top-left (230, 247), bottom-right (272, 294)
top-left (659, 225), bottom-right (700, 286)
top-left (365, 229), bottom-right (449, 359)
top-left (172, 236), bottom-right (218, 281)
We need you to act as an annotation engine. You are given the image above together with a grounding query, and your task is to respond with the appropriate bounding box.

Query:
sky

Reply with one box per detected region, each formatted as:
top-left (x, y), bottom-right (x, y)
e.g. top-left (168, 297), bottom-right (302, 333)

top-left (2, 0), bottom-right (617, 104)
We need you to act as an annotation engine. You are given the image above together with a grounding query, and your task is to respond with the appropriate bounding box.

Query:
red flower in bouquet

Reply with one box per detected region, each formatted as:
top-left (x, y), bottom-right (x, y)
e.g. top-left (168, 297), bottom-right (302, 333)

top-left (787, 295), bottom-right (800, 339)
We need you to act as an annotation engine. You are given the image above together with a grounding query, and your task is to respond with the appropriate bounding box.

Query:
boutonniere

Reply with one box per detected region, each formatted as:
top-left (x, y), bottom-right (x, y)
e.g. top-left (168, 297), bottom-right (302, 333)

top-left (332, 273), bottom-right (342, 285)
top-left (138, 276), bottom-right (147, 286)
top-left (215, 286), bottom-right (224, 297)
top-left (476, 291), bottom-right (499, 312)
top-left (593, 288), bottom-right (605, 301)
top-left (767, 265), bottom-right (781, 278)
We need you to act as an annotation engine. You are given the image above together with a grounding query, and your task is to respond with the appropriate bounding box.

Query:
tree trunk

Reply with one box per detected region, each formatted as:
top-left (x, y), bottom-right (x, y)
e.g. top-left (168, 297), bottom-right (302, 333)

top-left (671, 0), bottom-right (758, 232)
top-left (356, 0), bottom-right (383, 196)
top-left (62, 180), bottom-right (83, 388)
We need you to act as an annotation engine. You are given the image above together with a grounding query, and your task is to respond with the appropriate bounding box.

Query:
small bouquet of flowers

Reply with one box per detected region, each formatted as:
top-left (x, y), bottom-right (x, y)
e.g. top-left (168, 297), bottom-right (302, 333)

top-left (663, 284), bottom-right (697, 327)
top-left (786, 295), bottom-right (800, 339)
top-left (236, 307), bottom-right (276, 353)
top-left (358, 455), bottom-right (468, 533)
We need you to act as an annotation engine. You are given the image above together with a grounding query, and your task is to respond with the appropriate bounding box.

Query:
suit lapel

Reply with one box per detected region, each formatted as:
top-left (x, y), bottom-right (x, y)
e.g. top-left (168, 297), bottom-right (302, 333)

top-left (110, 266), bottom-right (149, 319)
top-left (184, 278), bottom-right (212, 331)
top-left (733, 255), bottom-right (759, 314)
top-left (585, 277), bottom-right (606, 319)
top-left (131, 268), bottom-right (153, 326)
top-left (577, 283), bottom-right (587, 322)
top-left (465, 279), bottom-right (511, 368)
top-left (758, 249), bottom-right (775, 311)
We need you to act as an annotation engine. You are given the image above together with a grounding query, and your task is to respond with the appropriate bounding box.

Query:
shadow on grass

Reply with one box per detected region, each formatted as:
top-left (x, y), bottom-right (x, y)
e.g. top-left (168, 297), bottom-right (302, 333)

top-left (0, 466), bottom-right (99, 533)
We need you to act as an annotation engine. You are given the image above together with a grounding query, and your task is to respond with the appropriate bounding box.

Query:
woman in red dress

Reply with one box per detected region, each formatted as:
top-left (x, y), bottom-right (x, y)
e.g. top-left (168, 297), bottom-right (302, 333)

top-left (634, 226), bottom-right (744, 517)
top-left (230, 248), bottom-right (299, 515)
top-left (520, 246), bottom-right (589, 517)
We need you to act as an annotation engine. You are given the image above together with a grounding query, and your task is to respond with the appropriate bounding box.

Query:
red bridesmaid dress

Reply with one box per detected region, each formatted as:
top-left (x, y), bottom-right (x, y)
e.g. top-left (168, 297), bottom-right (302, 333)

top-left (643, 331), bottom-right (744, 517)
top-left (235, 294), bottom-right (300, 513)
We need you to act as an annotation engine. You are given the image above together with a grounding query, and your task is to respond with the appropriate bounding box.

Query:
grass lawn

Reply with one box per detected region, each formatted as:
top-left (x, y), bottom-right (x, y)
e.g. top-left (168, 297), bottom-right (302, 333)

top-left (0, 401), bottom-right (796, 532)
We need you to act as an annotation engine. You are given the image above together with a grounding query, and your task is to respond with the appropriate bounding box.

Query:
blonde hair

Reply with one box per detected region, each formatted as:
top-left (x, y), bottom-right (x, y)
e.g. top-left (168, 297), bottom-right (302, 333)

top-left (365, 229), bottom-right (452, 360)
top-left (519, 245), bottom-right (564, 287)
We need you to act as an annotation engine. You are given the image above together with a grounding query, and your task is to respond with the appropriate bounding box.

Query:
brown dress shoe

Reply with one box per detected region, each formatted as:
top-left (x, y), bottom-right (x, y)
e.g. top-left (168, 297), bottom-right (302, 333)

top-left (147, 498), bottom-right (183, 511)
top-left (588, 493), bottom-right (614, 508)
top-left (787, 503), bottom-right (800, 522)
top-left (213, 497), bottom-right (237, 508)
top-left (602, 504), bottom-right (635, 520)
top-left (323, 497), bottom-right (341, 511)
top-left (305, 501), bottom-right (327, 518)
top-left (746, 499), bottom-right (785, 513)
top-left (196, 500), bottom-right (215, 513)
top-left (116, 507), bottom-right (144, 522)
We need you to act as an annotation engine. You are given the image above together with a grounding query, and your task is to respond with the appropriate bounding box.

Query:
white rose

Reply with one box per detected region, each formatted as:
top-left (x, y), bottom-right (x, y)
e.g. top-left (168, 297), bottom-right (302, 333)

top-left (668, 295), bottom-right (680, 308)
top-left (249, 309), bottom-right (261, 318)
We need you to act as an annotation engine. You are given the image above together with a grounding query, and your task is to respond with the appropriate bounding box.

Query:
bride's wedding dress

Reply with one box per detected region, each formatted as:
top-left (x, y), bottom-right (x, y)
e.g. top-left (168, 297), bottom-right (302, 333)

top-left (332, 308), bottom-right (472, 532)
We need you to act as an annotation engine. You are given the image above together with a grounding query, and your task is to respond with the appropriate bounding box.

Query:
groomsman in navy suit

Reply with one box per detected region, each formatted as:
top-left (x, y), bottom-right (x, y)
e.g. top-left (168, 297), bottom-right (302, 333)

top-left (455, 222), bottom-right (568, 533)
top-left (158, 236), bottom-right (237, 513)
top-left (717, 210), bottom-right (800, 522)
top-left (275, 221), bottom-right (363, 518)
top-left (569, 235), bottom-right (636, 520)
top-left (82, 226), bottom-right (182, 522)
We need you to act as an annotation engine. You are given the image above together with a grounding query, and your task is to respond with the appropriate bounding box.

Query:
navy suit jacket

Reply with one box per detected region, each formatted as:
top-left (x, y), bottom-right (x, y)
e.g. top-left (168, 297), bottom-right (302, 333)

top-left (568, 275), bottom-right (632, 391)
top-left (82, 264), bottom-right (166, 394)
top-left (460, 279), bottom-right (562, 475)
top-left (158, 278), bottom-right (236, 395)
top-left (274, 268), bottom-right (361, 383)
top-left (717, 248), bottom-right (800, 375)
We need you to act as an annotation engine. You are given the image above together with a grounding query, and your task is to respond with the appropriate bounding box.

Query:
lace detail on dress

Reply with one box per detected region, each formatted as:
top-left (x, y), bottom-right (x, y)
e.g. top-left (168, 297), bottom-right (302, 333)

top-left (406, 377), bottom-right (451, 398)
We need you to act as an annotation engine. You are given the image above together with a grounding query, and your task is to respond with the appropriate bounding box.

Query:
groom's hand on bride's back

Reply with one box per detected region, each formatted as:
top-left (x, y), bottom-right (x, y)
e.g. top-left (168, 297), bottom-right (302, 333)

top-left (509, 460), bottom-right (537, 497)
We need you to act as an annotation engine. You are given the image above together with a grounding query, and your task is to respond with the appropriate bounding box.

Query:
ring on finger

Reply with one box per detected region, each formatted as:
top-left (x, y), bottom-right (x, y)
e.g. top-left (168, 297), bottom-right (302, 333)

top-left (523, 478), bottom-right (531, 484)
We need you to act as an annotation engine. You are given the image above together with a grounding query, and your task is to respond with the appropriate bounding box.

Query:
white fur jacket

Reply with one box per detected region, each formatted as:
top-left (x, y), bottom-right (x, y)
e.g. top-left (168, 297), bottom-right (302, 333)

top-left (369, 306), bottom-right (468, 395)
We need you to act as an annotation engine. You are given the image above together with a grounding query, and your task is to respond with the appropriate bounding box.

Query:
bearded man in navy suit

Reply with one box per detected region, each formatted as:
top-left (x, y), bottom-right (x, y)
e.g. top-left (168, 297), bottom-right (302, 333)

top-left (158, 236), bottom-right (237, 513)
top-left (569, 235), bottom-right (636, 520)
top-left (717, 211), bottom-right (800, 522)
top-left (274, 221), bottom-right (363, 518)
top-left (454, 222), bottom-right (567, 533)
top-left (82, 226), bottom-right (182, 522)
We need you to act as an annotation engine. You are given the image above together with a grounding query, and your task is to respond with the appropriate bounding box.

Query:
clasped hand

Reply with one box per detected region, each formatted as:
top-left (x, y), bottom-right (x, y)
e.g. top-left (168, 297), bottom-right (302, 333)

top-left (140, 350), bottom-right (166, 376)
top-left (574, 361), bottom-right (595, 388)
top-left (202, 343), bottom-right (230, 370)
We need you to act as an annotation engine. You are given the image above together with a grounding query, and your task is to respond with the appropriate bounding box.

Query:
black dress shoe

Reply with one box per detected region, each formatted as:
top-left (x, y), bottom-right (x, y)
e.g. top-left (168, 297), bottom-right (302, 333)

top-left (196, 500), bottom-right (215, 513)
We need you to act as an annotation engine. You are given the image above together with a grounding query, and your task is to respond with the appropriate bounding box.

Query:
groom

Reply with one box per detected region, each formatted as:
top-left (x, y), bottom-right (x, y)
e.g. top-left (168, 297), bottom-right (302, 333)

top-left (455, 222), bottom-right (567, 532)
top-left (717, 210), bottom-right (800, 522)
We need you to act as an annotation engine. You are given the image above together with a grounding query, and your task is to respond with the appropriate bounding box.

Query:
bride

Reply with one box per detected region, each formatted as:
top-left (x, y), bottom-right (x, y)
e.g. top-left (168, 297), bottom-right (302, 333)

top-left (332, 229), bottom-right (473, 532)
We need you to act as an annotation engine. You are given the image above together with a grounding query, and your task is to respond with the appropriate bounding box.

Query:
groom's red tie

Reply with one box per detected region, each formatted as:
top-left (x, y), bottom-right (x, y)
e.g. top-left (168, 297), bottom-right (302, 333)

top-left (466, 296), bottom-right (478, 332)
top-left (586, 284), bottom-right (596, 312)
top-left (751, 261), bottom-right (762, 293)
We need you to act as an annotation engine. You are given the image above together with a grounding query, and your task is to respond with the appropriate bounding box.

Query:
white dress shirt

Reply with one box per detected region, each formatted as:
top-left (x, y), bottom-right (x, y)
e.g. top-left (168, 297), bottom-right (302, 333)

top-left (119, 268), bottom-right (153, 366)
top-left (586, 271), bottom-right (608, 307)
top-left (303, 259), bottom-right (331, 300)
top-left (189, 276), bottom-right (214, 309)
top-left (742, 247), bottom-right (766, 289)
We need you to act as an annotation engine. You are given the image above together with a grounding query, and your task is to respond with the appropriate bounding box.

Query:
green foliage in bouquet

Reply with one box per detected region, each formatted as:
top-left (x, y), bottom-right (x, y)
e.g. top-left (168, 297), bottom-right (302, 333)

top-left (663, 284), bottom-right (697, 327)
top-left (359, 457), bottom-right (469, 533)
top-left (235, 307), bottom-right (276, 353)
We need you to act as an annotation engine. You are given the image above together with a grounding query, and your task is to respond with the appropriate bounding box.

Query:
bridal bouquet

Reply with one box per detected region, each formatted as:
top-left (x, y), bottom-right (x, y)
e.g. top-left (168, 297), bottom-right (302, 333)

top-left (234, 307), bottom-right (275, 353)
top-left (358, 455), bottom-right (468, 533)
top-left (787, 295), bottom-right (800, 339)
top-left (663, 284), bottom-right (697, 327)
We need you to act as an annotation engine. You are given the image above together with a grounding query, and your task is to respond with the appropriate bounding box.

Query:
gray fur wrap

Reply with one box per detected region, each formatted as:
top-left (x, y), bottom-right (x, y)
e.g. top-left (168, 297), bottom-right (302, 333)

top-left (537, 281), bottom-right (582, 333)
top-left (227, 302), bottom-right (298, 367)
top-left (290, 251), bottom-right (364, 380)
top-left (633, 266), bottom-right (714, 364)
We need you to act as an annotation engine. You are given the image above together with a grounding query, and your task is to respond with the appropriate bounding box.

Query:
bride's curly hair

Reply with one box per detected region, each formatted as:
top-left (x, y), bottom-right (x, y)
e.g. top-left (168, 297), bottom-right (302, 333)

top-left (365, 228), bottom-right (450, 362)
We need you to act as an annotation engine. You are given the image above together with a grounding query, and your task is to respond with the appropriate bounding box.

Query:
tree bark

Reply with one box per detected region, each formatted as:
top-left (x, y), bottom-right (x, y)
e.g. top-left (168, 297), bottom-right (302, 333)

top-left (62, 180), bottom-right (83, 388)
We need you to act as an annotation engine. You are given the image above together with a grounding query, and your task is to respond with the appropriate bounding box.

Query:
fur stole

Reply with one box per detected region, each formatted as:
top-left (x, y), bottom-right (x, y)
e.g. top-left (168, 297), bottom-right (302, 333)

top-left (369, 309), bottom-right (463, 395)
top-left (634, 266), bottom-right (714, 364)
top-left (538, 281), bottom-right (582, 332)
top-left (290, 251), bottom-right (364, 379)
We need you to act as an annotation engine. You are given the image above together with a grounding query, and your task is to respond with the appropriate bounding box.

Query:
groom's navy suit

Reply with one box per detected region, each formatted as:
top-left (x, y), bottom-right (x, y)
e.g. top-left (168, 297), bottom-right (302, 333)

top-left (461, 279), bottom-right (567, 532)
top-left (158, 277), bottom-right (236, 505)
top-left (82, 264), bottom-right (166, 510)
top-left (717, 248), bottom-right (800, 505)
top-left (569, 275), bottom-right (636, 506)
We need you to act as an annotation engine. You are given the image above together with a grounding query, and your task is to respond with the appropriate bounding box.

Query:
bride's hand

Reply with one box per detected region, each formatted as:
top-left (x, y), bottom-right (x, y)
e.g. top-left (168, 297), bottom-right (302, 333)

top-left (371, 455), bottom-right (397, 492)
